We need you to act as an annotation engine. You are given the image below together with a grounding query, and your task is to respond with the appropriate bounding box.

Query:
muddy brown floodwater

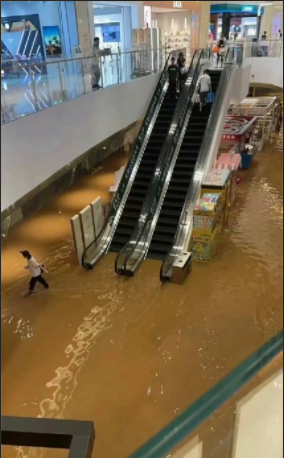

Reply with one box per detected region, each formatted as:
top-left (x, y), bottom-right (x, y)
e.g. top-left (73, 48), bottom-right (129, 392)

top-left (1, 131), bottom-right (283, 458)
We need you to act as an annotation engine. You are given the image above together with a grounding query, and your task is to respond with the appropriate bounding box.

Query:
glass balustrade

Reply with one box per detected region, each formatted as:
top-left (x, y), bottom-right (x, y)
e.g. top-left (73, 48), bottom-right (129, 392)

top-left (1, 48), bottom-right (166, 124)
top-left (128, 331), bottom-right (283, 458)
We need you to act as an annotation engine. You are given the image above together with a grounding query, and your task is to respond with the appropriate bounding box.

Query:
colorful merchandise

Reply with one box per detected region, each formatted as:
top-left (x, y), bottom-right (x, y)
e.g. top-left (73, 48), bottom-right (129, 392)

top-left (191, 225), bottom-right (219, 262)
top-left (201, 170), bottom-right (231, 230)
top-left (193, 192), bottom-right (222, 217)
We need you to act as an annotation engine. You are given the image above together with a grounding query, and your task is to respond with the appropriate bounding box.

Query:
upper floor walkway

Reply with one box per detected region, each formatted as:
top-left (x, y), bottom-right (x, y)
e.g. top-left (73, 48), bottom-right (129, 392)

top-left (1, 40), bottom-right (283, 125)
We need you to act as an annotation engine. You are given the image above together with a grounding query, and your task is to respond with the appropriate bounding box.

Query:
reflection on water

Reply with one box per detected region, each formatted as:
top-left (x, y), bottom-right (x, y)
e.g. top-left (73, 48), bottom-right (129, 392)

top-left (1, 136), bottom-right (283, 458)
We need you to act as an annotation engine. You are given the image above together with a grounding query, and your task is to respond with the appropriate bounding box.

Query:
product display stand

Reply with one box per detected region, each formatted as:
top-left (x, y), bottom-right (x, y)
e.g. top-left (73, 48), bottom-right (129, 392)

top-left (165, 31), bottom-right (191, 59)
top-left (201, 170), bottom-right (231, 231)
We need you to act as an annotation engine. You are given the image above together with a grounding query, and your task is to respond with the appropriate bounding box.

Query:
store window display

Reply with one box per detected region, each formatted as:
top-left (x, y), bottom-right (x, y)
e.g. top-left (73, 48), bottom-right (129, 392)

top-left (93, 2), bottom-right (133, 53)
top-left (1, 1), bottom-right (79, 119)
top-left (1, 1), bottom-right (78, 61)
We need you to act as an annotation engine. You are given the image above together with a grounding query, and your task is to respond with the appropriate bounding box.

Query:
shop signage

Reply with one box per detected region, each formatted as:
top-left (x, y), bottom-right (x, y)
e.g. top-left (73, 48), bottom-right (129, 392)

top-left (222, 135), bottom-right (237, 140)
top-left (144, 1), bottom-right (201, 11)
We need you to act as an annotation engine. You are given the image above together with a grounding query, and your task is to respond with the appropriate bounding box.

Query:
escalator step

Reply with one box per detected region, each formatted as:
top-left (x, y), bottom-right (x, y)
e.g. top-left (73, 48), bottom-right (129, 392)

top-left (151, 235), bottom-right (174, 245)
top-left (112, 235), bottom-right (130, 245)
top-left (115, 228), bottom-right (133, 237)
top-left (118, 219), bottom-right (137, 229)
top-left (123, 207), bottom-right (140, 215)
top-left (158, 217), bottom-right (180, 227)
top-left (154, 225), bottom-right (176, 235)
top-left (148, 244), bottom-right (170, 255)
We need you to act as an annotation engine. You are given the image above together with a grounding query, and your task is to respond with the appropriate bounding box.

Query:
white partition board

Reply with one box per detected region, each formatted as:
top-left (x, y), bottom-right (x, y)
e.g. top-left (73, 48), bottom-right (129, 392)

top-left (79, 205), bottom-right (95, 250)
top-left (71, 215), bottom-right (84, 265)
top-left (91, 197), bottom-right (104, 237)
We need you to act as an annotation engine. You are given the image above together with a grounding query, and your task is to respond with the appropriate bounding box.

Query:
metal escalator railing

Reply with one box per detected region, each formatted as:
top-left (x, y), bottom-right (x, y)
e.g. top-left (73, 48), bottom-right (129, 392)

top-left (82, 53), bottom-right (172, 269)
top-left (114, 49), bottom-right (211, 276)
top-left (160, 53), bottom-right (236, 282)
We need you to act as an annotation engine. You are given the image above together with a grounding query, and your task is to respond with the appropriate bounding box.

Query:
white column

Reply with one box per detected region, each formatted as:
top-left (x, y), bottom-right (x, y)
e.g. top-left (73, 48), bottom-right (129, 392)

top-left (260, 6), bottom-right (275, 39)
top-left (75, 1), bottom-right (94, 55)
top-left (199, 1), bottom-right (211, 48)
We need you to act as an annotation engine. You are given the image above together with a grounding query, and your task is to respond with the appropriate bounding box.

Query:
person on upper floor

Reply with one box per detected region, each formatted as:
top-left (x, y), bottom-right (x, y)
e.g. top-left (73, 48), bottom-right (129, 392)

top-left (217, 35), bottom-right (226, 67)
top-left (260, 32), bottom-right (268, 56)
top-left (261, 31), bottom-right (267, 40)
top-left (91, 37), bottom-right (101, 89)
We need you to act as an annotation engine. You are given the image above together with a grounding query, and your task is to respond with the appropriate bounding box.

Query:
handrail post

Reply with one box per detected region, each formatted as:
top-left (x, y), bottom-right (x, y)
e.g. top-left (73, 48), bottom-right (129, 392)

top-left (29, 65), bottom-right (39, 112)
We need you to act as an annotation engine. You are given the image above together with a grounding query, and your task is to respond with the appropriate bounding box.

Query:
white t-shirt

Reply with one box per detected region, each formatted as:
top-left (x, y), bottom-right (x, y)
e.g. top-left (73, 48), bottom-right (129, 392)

top-left (92, 45), bottom-right (101, 66)
top-left (199, 74), bottom-right (211, 93)
top-left (28, 256), bottom-right (42, 277)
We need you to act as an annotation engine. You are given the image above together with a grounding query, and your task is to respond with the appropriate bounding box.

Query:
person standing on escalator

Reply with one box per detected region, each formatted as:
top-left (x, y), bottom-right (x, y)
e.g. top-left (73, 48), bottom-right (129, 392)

top-left (167, 57), bottom-right (179, 97)
top-left (198, 70), bottom-right (212, 112)
top-left (177, 52), bottom-right (186, 92)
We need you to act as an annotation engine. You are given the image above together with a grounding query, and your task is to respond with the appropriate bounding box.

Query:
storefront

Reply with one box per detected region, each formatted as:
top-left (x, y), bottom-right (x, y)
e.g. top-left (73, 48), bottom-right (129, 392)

top-left (229, 97), bottom-right (281, 151)
top-left (210, 3), bottom-right (264, 41)
top-left (93, 1), bottom-right (138, 53)
top-left (142, 1), bottom-right (201, 57)
top-left (1, 1), bottom-right (78, 61)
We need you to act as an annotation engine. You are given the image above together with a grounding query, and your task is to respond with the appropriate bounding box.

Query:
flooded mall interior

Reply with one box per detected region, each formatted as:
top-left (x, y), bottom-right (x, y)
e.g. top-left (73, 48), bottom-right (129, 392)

top-left (1, 1), bottom-right (283, 458)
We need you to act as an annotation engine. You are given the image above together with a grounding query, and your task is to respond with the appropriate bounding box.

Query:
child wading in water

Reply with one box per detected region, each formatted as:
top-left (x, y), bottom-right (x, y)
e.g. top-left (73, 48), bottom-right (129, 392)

top-left (21, 250), bottom-right (49, 296)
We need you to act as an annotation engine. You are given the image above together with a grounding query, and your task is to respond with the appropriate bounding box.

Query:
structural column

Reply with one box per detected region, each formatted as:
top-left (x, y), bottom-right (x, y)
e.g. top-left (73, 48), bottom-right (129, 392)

top-left (222, 13), bottom-right (231, 39)
top-left (75, 1), bottom-right (94, 54)
top-left (199, 1), bottom-right (211, 48)
top-left (260, 5), bottom-right (278, 38)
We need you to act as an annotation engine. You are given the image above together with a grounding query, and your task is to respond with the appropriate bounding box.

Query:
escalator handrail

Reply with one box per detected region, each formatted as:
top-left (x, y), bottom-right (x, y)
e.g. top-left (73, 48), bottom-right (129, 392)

top-left (82, 52), bottom-right (172, 269)
top-left (114, 49), bottom-right (211, 276)
top-left (160, 60), bottom-right (235, 282)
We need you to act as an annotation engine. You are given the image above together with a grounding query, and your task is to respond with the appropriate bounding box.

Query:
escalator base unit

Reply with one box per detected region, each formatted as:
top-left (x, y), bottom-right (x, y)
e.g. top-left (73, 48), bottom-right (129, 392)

top-left (171, 252), bottom-right (192, 285)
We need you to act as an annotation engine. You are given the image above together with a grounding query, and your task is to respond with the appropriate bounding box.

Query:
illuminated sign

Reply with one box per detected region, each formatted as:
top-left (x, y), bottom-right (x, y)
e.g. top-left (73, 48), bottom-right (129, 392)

top-left (173, 1), bottom-right (182, 8)
top-left (242, 6), bottom-right (254, 12)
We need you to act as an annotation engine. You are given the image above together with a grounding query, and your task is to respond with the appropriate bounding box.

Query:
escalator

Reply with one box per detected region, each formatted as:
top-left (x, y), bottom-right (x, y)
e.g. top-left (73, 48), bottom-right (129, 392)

top-left (147, 70), bottom-right (222, 260)
top-left (109, 91), bottom-right (179, 253)
top-left (82, 52), bottom-right (196, 269)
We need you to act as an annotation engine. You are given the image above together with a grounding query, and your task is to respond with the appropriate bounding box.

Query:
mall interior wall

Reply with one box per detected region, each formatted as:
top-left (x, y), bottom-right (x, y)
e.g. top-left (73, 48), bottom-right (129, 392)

top-left (261, 4), bottom-right (283, 38)
top-left (248, 58), bottom-right (283, 89)
top-left (1, 73), bottom-right (160, 213)
top-left (94, 1), bottom-right (144, 29)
